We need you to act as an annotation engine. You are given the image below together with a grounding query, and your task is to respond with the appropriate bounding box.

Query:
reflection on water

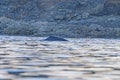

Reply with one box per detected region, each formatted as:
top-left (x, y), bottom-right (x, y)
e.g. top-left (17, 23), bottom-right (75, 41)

top-left (0, 36), bottom-right (120, 80)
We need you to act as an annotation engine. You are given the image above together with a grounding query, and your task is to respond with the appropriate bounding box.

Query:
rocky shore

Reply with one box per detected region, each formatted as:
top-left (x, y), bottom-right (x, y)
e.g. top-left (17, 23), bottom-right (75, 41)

top-left (0, 0), bottom-right (120, 38)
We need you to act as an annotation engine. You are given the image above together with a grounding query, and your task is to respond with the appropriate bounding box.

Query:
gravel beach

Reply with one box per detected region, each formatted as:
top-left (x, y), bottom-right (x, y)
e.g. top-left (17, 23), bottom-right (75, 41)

top-left (0, 36), bottom-right (120, 80)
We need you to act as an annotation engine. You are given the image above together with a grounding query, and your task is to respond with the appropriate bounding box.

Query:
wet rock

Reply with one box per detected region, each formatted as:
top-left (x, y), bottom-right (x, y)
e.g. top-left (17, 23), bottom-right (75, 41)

top-left (43, 36), bottom-right (68, 41)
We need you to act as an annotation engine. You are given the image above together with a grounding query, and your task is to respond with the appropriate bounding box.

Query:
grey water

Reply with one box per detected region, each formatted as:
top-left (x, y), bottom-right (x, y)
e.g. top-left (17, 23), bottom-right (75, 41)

top-left (0, 36), bottom-right (120, 80)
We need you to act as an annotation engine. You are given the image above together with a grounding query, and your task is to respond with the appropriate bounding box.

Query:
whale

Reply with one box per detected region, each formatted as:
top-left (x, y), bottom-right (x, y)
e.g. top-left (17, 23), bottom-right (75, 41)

top-left (43, 36), bottom-right (68, 41)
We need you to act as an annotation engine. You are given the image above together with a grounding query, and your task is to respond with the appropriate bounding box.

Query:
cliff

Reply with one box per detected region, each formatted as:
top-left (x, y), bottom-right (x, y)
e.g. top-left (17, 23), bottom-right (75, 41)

top-left (0, 0), bottom-right (120, 38)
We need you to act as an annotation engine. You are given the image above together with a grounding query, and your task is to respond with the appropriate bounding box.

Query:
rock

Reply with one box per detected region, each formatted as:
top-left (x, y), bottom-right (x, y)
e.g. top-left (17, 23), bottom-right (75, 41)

top-left (0, 0), bottom-right (119, 38)
top-left (47, 0), bottom-right (106, 21)
top-left (43, 36), bottom-right (68, 41)
top-left (0, 0), bottom-right (106, 21)
top-left (102, 0), bottom-right (120, 15)
top-left (81, 12), bottom-right (90, 19)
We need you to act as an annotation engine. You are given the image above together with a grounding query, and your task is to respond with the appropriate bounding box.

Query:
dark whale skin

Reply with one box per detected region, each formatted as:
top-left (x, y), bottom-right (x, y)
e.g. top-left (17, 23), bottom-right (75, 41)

top-left (43, 36), bottom-right (68, 41)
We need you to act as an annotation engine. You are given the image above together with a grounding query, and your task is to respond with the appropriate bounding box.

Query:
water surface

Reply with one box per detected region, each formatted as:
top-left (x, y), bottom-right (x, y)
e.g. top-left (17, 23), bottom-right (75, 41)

top-left (0, 36), bottom-right (120, 80)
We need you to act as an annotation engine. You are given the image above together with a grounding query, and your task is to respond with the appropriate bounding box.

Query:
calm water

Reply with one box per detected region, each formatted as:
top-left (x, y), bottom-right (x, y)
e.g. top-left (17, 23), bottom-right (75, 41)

top-left (0, 36), bottom-right (120, 80)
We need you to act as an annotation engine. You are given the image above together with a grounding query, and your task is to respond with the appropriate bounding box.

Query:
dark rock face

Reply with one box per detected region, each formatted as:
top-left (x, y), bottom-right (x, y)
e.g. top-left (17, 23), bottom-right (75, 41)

top-left (40, 0), bottom-right (107, 21)
top-left (43, 36), bottom-right (68, 41)
top-left (0, 0), bottom-right (120, 38)
top-left (0, 0), bottom-right (119, 21)
top-left (0, 0), bottom-right (117, 21)
top-left (103, 1), bottom-right (120, 15)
